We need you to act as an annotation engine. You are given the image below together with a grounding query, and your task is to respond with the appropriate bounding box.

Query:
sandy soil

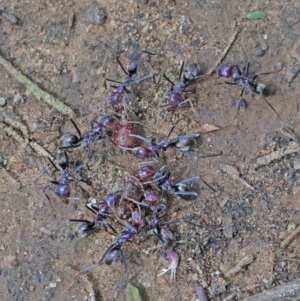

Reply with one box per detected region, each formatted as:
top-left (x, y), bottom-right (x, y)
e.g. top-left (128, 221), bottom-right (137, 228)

top-left (1, 1), bottom-right (300, 300)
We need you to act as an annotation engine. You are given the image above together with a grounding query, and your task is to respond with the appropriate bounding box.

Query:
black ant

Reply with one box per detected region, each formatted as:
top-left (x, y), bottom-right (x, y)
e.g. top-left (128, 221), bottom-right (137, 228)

top-left (120, 124), bottom-right (201, 159)
top-left (43, 151), bottom-right (78, 202)
top-left (59, 116), bottom-right (119, 157)
top-left (122, 48), bottom-right (155, 78)
top-left (163, 61), bottom-right (200, 112)
top-left (218, 62), bottom-right (282, 119)
top-left (70, 196), bottom-right (119, 238)
top-left (106, 55), bottom-right (153, 113)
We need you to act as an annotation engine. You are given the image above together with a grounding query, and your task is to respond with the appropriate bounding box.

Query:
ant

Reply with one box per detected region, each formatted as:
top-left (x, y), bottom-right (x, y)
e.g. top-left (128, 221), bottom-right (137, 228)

top-left (93, 210), bottom-right (143, 284)
top-left (106, 55), bottom-right (153, 113)
top-left (43, 151), bottom-right (78, 202)
top-left (163, 61), bottom-right (201, 112)
top-left (122, 48), bottom-right (155, 78)
top-left (120, 124), bottom-right (201, 159)
top-left (139, 165), bottom-right (216, 200)
top-left (137, 165), bottom-right (200, 200)
top-left (59, 115), bottom-right (120, 157)
top-left (70, 196), bottom-right (120, 238)
top-left (218, 62), bottom-right (282, 119)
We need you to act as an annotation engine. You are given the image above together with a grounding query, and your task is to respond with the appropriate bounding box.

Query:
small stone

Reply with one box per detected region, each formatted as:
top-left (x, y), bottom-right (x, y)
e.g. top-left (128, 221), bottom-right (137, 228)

top-left (34, 274), bottom-right (41, 283)
top-left (5, 13), bottom-right (19, 25)
top-left (0, 97), bottom-right (6, 107)
top-left (86, 7), bottom-right (107, 25)
top-left (49, 282), bottom-right (57, 288)
top-left (13, 93), bottom-right (23, 104)
top-left (3, 255), bottom-right (17, 269)
top-left (29, 285), bottom-right (35, 292)
top-left (140, 0), bottom-right (149, 3)
top-left (292, 155), bottom-right (300, 171)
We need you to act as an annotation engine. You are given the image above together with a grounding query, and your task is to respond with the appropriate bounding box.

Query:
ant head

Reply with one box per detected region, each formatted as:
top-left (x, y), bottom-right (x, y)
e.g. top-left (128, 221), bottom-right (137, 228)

top-left (59, 133), bottom-right (80, 150)
top-left (75, 221), bottom-right (94, 238)
top-left (103, 247), bottom-right (121, 265)
top-left (231, 70), bottom-right (240, 80)
top-left (256, 83), bottom-right (267, 96)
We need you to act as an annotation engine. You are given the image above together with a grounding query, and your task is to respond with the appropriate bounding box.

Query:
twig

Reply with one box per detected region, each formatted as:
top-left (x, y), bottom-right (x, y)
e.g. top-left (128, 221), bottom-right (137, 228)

top-left (0, 52), bottom-right (74, 115)
top-left (255, 142), bottom-right (300, 168)
top-left (241, 277), bottom-right (300, 301)
top-left (222, 254), bottom-right (255, 278)
top-left (220, 164), bottom-right (255, 191)
top-left (207, 27), bottom-right (241, 75)
top-left (281, 225), bottom-right (300, 248)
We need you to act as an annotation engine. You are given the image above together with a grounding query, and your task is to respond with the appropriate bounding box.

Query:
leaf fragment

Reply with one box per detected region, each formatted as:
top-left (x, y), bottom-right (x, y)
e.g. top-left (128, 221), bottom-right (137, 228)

top-left (246, 11), bottom-right (266, 19)
top-left (193, 123), bottom-right (220, 134)
top-left (125, 283), bottom-right (143, 301)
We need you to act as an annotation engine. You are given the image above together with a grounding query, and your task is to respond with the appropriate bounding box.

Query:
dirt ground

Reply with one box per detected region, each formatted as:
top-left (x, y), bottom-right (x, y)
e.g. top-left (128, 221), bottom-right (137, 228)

top-left (1, 1), bottom-right (300, 300)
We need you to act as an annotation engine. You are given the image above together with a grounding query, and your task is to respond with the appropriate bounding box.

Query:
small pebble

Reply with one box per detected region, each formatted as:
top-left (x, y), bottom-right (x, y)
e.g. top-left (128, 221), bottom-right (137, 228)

top-left (5, 13), bottom-right (19, 25)
top-left (3, 255), bottom-right (17, 269)
top-left (86, 7), bottom-right (107, 25)
top-left (292, 155), bottom-right (300, 171)
top-left (0, 97), bottom-right (6, 107)
top-left (49, 282), bottom-right (57, 288)
top-left (13, 93), bottom-right (23, 104)
top-left (140, 0), bottom-right (149, 3)
top-left (34, 274), bottom-right (42, 283)
top-left (286, 64), bottom-right (300, 86)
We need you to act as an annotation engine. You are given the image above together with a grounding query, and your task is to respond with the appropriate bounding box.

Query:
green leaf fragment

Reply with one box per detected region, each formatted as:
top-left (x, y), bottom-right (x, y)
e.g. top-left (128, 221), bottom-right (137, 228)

top-left (246, 11), bottom-right (267, 19)
top-left (125, 283), bottom-right (143, 301)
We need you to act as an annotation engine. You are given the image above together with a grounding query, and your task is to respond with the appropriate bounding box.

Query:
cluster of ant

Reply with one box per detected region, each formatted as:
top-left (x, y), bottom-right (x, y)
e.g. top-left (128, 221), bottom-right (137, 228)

top-left (43, 49), bottom-right (281, 284)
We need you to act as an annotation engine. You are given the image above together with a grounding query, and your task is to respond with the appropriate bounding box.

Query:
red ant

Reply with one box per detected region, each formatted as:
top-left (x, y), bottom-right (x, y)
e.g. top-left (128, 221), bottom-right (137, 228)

top-left (218, 62), bottom-right (282, 119)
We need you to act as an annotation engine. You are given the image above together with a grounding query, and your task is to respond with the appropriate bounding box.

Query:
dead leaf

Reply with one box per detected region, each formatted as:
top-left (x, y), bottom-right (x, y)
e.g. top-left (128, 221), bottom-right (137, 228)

top-left (193, 123), bottom-right (220, 134)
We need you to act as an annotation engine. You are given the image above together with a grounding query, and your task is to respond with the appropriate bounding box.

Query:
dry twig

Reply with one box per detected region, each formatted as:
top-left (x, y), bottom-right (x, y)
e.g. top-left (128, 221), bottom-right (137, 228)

top-left (281, 225), bottom-right (300, 248)
top-left (255, 142), bottom-right (300, 168)
top-left (220, 164), bottom-right (255, 191)
top-left (0, 52), bottom-right (74, 115)
top-left (222, 254), bottom-right (255, 278)
top-left (241, 277), bottom-right (300, 301)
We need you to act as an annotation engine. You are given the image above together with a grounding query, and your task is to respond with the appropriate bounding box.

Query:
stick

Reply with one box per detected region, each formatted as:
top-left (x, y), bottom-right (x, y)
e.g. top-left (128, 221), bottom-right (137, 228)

top-left (255, 142), bottom-right (300, 168)
top-left (241, 277), bottom-right (300, 301)
top-left (281, 225), bottom-right (300, 248)
top-left (0, 52), bottom-right (74, 115)
top-left (223, 254), bottom-right (255, 278)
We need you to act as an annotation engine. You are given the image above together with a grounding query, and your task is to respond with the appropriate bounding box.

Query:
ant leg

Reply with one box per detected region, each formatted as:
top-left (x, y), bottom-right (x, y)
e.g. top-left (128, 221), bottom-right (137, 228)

top-left (129, 134), bottom-right (151, 143)
top-left (70, 119), bottom-right (82, 138)
top-left (47, 157), bottom-right (60, 172)
top-left (262, 96), bottom-right (282, 120)
top-left (178, 61), bottom-right (185, 80)
top-left (142, 50), bottom-right (156, 56)
top-left (116, 55), bottom-right (129, 76)
top-left (240, 87), bottom-right (245, 97)
top-left (106, 78), bottom-right (124, 85)
top-left (225, 81), bottom-right (238, 86)
top-left (243, 62), bottom-right (250, 77)
top-left (163, 74), bottom-right (175, 86)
